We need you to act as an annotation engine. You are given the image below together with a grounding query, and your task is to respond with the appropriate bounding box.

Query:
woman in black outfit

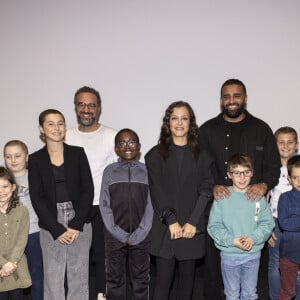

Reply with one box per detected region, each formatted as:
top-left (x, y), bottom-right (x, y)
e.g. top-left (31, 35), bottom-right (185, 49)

top-left (145, 101), bottom-right (213, 300)
top-left (28, 109), bottom-right (94, 300)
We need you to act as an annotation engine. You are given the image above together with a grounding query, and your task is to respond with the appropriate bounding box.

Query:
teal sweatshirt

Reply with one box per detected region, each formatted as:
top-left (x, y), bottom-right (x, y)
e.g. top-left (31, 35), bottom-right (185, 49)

top-left (207, 187), bottom-right (274, 256)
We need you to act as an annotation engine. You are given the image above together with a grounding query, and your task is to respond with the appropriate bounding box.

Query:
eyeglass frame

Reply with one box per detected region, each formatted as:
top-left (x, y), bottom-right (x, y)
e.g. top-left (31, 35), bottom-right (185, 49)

top-left (229, 169), bottom-right (253, 178)
top-left (116, 140), bottom-right (139, 148)
top-left (76, 102), bottom-right (98, 110)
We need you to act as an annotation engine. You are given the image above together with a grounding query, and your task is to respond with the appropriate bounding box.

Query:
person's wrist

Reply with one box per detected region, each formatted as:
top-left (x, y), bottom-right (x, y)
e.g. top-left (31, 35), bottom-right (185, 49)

top-left (261, 182), bottom-right (268, 192)
top-left (261, 182), bottom-right (267, 187)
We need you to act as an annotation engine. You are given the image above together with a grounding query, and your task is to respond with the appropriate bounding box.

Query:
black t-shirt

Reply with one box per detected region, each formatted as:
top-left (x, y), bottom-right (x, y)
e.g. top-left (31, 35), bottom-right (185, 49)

top-left (52, 164), bottom-right (70, 203)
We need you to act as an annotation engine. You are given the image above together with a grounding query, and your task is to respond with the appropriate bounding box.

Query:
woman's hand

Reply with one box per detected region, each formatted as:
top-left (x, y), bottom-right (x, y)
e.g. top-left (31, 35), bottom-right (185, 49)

top-left (0, 261), bottom-right (17, 277)
top-left (67, 228), bottom-right (80, 242)
top-left (169, 222), bottom-right (183, 240)
top-left (182, 223), bottom-right (196, 238)
top-left (58, 228), bottom-right (80, 244)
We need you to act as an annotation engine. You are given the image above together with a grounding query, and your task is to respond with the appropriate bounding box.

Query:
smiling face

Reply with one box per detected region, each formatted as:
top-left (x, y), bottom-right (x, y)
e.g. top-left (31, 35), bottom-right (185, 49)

top-left (221, 84), bottom-right (247, 122)
top-left (75, 92), bottom-right (101, 130)
top-left (115, 131), bottom-right (141, 162)
top-left (227, 165), bottom-right (253, 192)
top-left (39, 113), bottom-right (66, 143)
top-left (0, 178), bottom-right (16, 211)
top-left (169, 106), bottom-right (190, 145)
top-left (4, 144), bottom-right (28, 177)
top-left (276, 133), bottom-right (298, 163)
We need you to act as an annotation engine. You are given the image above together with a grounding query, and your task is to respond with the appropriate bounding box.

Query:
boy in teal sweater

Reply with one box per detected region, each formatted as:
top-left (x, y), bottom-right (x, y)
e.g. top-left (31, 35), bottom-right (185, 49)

top-left (207, 154), bottom-right (274, 300)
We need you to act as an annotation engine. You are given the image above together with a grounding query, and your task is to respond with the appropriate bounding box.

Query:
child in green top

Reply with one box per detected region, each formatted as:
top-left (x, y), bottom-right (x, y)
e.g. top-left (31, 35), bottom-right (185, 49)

top-left (0, 166), bottom-right (31, 298)
top-left (207, 154), bottom-right (274, 300)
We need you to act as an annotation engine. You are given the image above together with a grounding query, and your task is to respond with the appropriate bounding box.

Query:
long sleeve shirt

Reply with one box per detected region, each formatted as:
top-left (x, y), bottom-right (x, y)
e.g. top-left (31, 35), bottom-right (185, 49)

top-left (199, 110), bottom-right (280, 190)
top-left (208, 187), bottom-right (274, 256)
top-left (99, 159), bottom-right (153, 246)
top-left (278, 188), bottom-right (300, 264)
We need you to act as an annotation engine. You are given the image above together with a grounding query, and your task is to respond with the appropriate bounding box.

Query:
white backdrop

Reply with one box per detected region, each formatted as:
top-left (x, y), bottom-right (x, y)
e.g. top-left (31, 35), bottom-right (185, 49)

top-left (0, 0), bottom-right (299, 164)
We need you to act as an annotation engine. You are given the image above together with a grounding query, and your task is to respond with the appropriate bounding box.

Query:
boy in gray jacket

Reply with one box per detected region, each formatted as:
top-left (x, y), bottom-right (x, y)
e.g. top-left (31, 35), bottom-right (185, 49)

top-left (99, 128), bottom-right (153, 300)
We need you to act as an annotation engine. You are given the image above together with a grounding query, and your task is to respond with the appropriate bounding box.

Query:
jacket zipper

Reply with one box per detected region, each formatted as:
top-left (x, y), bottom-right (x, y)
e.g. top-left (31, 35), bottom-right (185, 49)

top-left (128, 164), bottom-right (132, 234)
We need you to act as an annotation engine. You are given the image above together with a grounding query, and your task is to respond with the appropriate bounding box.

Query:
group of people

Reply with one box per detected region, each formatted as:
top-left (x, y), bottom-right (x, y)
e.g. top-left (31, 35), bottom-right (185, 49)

top-left (0, 79), bottom-right (300, 300)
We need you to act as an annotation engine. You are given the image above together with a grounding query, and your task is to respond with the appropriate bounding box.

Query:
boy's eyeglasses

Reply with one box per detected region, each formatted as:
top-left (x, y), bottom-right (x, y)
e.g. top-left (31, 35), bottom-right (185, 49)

top-left (229, 170), bottom-right (253, 178)
top-left (76, 102), bottom-right (97, 110)
top-left (117, 140), bottom-right (138, 148)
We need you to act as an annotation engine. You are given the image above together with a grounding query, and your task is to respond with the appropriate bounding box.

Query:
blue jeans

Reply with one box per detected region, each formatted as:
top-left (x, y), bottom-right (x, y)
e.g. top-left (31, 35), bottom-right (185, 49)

top-left (221, 251), bottom-right (260, 300)
top-left (25, 232), bottom-right (44, 300)
top-left (268, 218), bottom-right (300, 300)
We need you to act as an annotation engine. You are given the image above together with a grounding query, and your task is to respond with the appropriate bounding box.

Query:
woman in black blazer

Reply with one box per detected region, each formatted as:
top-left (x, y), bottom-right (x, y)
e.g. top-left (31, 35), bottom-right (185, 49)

top-left (145, 101), bottom-right (214, 300)
top-left (28, 109), bottom-right (94, 300)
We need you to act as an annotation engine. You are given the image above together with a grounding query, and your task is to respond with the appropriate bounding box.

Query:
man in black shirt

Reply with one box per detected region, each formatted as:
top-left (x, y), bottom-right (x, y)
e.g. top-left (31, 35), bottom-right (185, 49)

top-left (199, 78), bottom-right (280, 299)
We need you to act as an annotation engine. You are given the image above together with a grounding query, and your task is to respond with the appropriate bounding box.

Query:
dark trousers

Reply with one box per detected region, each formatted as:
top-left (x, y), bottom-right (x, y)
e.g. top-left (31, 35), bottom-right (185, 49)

top-left (105, 234), bottom-right (150, 300)
top-left (204, 234), bottom-right (224, 300)
top-left (153, 257), bottom-right (196, 300)
top-left (0, 289), bottom-right (23, 300)
top-left (25, 232), bottom-right (44, 300)
top-left (91, 206), bottom-right (106, 294)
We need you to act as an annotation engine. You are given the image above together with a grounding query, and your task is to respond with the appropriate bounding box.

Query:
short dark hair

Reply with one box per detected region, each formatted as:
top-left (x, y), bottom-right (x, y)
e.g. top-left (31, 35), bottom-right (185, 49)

top-left (39, 109), bottom-right (65, 126)
top-left (221, 79), bottom-right (247, 97)
top-left (275, 126), bottom-right (298, 141)
top-left (115, 128), bottom-right (140, 146)
top-left (227, 153), bottom-right (253, 172)
top-left (287, 155), bottom-right (300, 176)
top-left (74, 86), bottom-right (101, 107)
top-left (0, 166), bottom-right (19, 213)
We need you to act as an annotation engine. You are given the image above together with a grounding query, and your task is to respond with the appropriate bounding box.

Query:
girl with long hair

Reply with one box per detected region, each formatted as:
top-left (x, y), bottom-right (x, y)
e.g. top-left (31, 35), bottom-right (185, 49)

top-left (0, 166), bottom-right (31, 299)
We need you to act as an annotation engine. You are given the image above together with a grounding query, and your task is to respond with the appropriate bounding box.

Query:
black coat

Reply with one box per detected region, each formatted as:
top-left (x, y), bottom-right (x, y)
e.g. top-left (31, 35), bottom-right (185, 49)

top-left (199, 110), bottom-right (280, 189)
top-left (145, 144), bottom-right (213, 260)
top-left (28, 143), bottom-right (94, 239)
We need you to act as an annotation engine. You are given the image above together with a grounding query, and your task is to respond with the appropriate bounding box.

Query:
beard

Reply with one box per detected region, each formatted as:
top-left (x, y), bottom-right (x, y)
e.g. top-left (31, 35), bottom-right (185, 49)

top-left (222, 102), bottom-right (246, 119)
top-left (77, 113), bottom-right (97, 127)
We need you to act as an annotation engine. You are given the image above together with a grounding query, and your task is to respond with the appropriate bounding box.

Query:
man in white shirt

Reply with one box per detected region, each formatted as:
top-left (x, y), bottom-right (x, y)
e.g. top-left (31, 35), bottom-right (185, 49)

top-left (66, 86), bottom-right (117, 300)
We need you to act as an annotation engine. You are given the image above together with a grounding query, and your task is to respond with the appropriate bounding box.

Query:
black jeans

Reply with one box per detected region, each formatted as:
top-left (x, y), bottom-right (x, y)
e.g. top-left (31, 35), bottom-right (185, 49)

top-left (105, 234), bottom-right (150, 300)
top-left (204, 234), bottom-right (224, 300)
top-left (0, 289), bottom-right (23, 300)
top-left (153, 257), bottom-right (196, 300)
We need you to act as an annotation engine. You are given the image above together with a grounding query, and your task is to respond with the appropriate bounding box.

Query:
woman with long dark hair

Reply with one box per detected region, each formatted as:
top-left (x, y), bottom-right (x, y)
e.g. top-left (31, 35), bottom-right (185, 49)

top-left (145, 101), bottom-right (213, 300)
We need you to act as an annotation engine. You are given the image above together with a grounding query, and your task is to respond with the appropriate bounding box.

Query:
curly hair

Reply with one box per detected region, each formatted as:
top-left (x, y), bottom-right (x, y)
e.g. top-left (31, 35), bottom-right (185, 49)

top-left (0, 166), bottom-right (19, 214)
top-left (158, 101), bottom-right (200, 159)
top-left (115, 128), bottom-right (140, 145)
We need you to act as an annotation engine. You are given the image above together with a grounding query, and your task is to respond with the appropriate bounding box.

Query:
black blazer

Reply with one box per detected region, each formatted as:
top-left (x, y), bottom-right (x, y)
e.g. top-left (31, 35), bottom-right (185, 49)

top-left (145, 144), bottom-right (213, 260)
top-left (28, 143), bottom-right (94, 239)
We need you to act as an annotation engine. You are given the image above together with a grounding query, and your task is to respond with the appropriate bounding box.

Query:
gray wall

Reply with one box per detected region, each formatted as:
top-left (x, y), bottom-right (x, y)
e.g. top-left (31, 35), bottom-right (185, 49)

top-left (1, 0), bottom-right (299, 162)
